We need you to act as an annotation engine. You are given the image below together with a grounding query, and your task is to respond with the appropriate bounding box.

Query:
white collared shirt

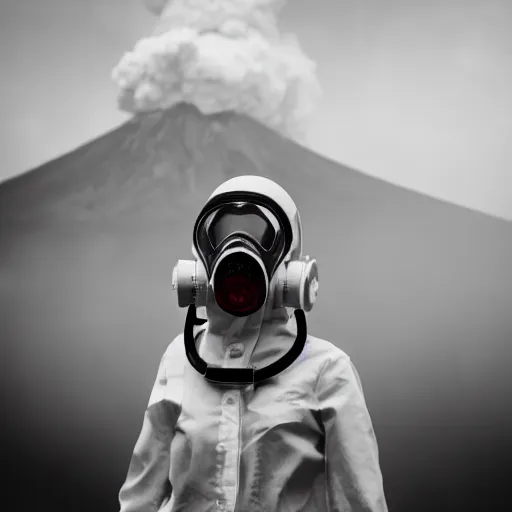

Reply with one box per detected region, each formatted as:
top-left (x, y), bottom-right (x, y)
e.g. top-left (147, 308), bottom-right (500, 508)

top-left (119, 320), bottom-right (388, 512)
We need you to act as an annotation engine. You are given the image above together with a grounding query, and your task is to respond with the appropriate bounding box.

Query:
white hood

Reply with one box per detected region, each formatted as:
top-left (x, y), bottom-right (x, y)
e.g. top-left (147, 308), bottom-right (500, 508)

top-left (192, 175), bottom-right (302, 367)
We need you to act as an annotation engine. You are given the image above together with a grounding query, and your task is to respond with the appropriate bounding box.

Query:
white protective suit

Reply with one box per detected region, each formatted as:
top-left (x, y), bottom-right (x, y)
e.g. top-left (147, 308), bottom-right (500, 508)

top-left (118, 176), bottom-right (388, 512)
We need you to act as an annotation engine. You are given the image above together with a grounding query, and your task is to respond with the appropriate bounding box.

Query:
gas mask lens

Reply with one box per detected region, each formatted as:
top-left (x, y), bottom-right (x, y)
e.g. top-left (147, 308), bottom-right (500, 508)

top-left (206, 203), bottom-right (278, 252)
top-left (213, 251), bottom-right (267, 317)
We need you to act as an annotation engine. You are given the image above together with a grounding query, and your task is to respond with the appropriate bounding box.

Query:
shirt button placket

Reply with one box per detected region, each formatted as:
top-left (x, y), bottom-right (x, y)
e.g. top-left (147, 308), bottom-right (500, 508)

top-left (222, 390), bottom-right (240, 512)
top-left (218, 343), bottom-right (245, 511)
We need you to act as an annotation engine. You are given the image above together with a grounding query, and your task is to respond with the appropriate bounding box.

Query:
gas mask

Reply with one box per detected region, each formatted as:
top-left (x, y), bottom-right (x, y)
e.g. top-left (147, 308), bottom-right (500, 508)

top-left (172, 180), bottom-right (319, 387)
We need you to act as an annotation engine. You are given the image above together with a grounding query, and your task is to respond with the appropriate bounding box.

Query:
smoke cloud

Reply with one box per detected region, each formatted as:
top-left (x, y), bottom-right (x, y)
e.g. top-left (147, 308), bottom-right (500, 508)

top-left (111, 0), bottom-right (321, 141)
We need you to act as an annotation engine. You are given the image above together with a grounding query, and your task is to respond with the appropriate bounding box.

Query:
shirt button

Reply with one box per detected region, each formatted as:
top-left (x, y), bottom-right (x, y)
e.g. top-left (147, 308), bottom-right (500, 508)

top-left (227, 343), bottom-right (244, 358)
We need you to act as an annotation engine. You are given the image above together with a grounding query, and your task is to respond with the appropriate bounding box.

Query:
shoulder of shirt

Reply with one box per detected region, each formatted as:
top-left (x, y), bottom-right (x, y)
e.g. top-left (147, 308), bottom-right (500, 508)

top-left (306, 335), bottom-right (363, 394)
top-left (162, 333), bottom-right (184, 357)
top-left (306, 333), bottom-right (352, 367)
top-left (156, 332), bottom-right (188, 379)
top-left (161, 324), bottom-right (205, 360)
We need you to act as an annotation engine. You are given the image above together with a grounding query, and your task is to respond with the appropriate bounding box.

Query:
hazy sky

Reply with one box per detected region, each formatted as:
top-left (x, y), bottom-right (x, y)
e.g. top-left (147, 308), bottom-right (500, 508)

top-left (1, 0), bottom-right (511, 219)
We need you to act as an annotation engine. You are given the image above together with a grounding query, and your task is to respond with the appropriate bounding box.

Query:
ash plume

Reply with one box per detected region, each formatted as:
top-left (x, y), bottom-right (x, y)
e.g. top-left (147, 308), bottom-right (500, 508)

top-left (112, 0), bottom-right (322, 142)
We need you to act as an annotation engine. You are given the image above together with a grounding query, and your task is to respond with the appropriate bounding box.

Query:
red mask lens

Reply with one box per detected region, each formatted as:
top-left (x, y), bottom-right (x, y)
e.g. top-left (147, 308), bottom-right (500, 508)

top-left (213, 252), bottom-right (267, 317)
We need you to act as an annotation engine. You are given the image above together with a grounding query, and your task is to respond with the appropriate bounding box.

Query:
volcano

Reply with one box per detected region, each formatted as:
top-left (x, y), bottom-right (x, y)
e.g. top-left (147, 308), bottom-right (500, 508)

top-left (1, 103), bottom-right (511, 511)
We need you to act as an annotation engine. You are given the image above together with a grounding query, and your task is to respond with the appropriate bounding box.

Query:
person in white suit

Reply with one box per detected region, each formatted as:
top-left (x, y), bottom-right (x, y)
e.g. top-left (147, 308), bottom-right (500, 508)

top-left (118, 175), bottom-right (388, 512)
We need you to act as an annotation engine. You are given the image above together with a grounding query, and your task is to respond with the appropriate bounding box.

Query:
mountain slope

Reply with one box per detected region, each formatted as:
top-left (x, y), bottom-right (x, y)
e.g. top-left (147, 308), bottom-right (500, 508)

top-left (1, 103), bottom-right (511, 511)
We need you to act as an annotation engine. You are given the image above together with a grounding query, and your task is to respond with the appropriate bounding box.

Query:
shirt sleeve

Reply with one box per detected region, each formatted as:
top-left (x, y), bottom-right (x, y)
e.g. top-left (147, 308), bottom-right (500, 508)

top-left (317, 355), bottom-right (388, 512)
top-left (118, 353), bottom-right (177, 512)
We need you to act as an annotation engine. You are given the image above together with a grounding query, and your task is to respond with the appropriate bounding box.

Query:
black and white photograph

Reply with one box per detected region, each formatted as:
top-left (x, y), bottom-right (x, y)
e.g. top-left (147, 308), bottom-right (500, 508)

top-left (1, 1), bottom-right (511, 511)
